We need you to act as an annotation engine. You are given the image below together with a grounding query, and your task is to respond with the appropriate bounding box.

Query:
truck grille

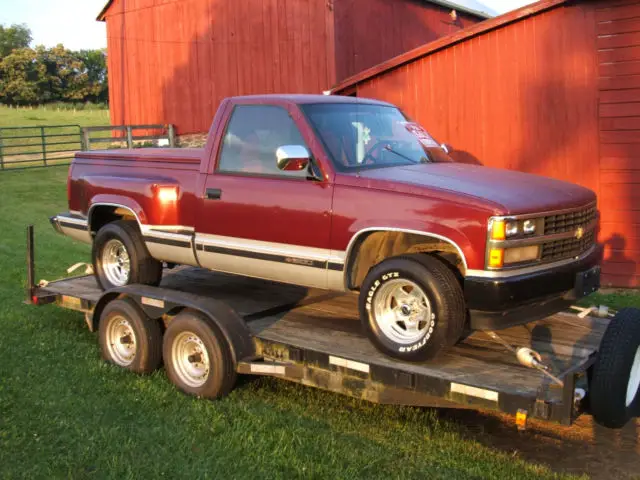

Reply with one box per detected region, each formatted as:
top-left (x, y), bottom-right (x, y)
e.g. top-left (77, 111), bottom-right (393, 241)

top-left (541, 230), bottom-right (595, 261)
top-left (544, 205), bottom-right (597, 235)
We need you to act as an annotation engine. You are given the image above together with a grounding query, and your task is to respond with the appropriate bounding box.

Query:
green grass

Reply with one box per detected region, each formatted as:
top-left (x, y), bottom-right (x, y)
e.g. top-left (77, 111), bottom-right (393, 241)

top-left (0, 169), bottom-right (607, 479)
top-left (0, 104), bottom-right (110, 128)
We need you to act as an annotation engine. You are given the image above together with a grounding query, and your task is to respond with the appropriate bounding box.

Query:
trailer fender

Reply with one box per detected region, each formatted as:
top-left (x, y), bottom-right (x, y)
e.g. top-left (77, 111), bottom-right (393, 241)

top-left (92, 285), bottom-right (255, 364)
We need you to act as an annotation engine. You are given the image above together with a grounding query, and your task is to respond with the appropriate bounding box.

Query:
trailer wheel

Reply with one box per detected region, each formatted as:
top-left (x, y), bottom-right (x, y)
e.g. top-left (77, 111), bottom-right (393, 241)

top-left (359, 254), bottom-right (465, 361)
top-left (98, 298), bottom-right (163, 374)
top-left (163, 310), bottom-right (236, 399)
top-left (93, 220), bottom-right (162, 290)
top-left (590, 307), bottom-right (640, 428)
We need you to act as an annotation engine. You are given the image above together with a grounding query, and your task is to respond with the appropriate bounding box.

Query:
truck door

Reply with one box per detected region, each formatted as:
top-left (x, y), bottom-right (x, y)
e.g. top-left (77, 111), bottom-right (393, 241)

top-left (195, 104), bottom-right (337, 289)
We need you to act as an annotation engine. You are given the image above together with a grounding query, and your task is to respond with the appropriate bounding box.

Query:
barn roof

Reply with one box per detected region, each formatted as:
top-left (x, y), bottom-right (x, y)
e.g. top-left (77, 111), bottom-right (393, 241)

top-left (332, 0), bottom-right (570, 94)
top-left (96, 0), bottom-right (496, 21)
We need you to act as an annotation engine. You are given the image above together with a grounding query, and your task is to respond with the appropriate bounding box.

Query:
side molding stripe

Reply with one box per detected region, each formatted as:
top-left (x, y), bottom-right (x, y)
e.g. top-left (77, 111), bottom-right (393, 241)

top-left (198, 243), bottom-right (344, 272)
top-left (143, 236), bottom-right (191, 248)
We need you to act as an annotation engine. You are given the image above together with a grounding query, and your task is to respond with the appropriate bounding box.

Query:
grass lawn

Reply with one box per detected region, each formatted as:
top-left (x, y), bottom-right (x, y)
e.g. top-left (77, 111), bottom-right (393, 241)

top-left (0, 105), bottom-right (110, 128)
top-left (1, 168), bottom-right (635, 479)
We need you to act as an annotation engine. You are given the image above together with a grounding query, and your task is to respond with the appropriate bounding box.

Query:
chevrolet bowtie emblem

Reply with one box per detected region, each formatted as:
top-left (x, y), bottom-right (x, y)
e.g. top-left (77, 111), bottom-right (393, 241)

top-left (575, 227), bottom-right (584, 240)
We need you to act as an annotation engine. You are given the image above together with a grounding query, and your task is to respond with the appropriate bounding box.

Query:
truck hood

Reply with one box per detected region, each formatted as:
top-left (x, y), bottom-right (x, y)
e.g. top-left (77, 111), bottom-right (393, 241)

top-left (337, 163), bottom-right (596, 215)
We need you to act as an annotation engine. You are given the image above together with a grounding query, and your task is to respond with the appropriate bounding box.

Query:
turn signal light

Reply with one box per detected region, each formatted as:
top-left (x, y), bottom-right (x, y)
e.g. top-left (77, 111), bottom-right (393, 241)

top-left (156, 186), bottom-right (178, 204)
top-left (488, 248), bottom-right (504, 268)
top-left (490, 220), bottom-right (506, 241)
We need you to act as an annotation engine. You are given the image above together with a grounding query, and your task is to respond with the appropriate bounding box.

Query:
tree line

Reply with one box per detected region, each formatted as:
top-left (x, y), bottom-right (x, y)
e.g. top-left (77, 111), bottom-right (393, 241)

top-left (0, 24), bottom-right (108, 106)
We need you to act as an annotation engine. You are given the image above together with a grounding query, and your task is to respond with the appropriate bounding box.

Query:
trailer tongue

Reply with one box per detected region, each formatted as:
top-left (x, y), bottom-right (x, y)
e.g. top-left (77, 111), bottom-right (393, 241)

top-left (26, 226), bottom-right (640, 430)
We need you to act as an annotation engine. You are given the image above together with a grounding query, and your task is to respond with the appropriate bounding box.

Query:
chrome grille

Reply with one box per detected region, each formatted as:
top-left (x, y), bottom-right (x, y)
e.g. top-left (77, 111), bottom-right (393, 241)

top-left (544, 205), bottom-right (597, 235)
top-left (541, 230), bottom-right (595, 261)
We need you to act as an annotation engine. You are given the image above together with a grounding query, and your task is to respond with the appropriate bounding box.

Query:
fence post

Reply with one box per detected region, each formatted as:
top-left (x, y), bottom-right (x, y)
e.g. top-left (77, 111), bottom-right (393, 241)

top-left (81, 128), bottom-right (90, 151)
top-left (168, 124), bottom-right (176, 148)
top-left (40, 126), bottom-right (47, 167)
top-left (0, 129), bottom-right (4, 170)
top-left (126, 126), bottom-right (133, 149)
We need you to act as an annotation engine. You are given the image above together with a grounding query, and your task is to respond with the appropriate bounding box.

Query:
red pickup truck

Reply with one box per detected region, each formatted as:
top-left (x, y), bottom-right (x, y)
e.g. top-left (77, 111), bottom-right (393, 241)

top-left (51, 94), bottom-right (602, 361)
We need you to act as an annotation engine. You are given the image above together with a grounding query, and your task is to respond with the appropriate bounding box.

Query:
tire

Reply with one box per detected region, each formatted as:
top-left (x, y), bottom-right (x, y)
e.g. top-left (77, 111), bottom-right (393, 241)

top-left (163, 310), bottom-right (236, 399)
top-left (359, 254), bottom-right (466, 362)
top-left (92, 220), bottom-right (162, 290)
top-left (98, 298), bottom-right (163, 374)
top-left (590, 307), bottom-right (640, 429)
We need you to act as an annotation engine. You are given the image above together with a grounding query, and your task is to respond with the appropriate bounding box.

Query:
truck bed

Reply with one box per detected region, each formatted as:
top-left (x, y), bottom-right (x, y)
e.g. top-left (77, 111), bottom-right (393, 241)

top-left (40, 267), bottom-right (608, 406)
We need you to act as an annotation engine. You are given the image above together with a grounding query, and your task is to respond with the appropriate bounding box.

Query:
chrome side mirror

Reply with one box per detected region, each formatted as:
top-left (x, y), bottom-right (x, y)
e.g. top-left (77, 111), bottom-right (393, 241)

top-left (276, 145), bottom-right (311, 171)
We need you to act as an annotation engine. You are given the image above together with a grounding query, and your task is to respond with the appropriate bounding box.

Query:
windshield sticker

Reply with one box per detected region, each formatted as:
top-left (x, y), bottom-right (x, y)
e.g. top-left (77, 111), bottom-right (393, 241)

top-left (403, 122), bottom-right (439, 148)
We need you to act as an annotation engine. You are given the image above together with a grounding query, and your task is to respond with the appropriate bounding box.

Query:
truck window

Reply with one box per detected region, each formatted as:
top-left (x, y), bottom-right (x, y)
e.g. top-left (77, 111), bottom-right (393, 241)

top-left (217, 105), bottom-right (310, 178)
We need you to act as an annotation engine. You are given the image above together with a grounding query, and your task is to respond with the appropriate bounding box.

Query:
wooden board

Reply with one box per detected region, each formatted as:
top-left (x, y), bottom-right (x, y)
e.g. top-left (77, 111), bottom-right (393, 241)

top-left (40, 267), bottom-right (608, 404)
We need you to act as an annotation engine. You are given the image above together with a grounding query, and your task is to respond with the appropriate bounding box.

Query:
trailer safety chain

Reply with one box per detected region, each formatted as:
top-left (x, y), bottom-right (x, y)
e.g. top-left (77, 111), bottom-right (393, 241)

top-left (484, 331), bottom-right (565, 387)
top-left (570, 305), bottom-right (615, 319)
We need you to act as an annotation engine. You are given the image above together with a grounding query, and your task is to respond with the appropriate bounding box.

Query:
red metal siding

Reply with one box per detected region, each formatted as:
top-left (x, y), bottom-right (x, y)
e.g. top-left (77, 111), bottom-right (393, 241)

top-left (334, 0), bottom-right (480, 81)
top-left (343, 3), bottom-right (615, 278)
top-left (596, 0), bottom-right (640, 286)
top-left (104, 0), bottom-right (336, 134)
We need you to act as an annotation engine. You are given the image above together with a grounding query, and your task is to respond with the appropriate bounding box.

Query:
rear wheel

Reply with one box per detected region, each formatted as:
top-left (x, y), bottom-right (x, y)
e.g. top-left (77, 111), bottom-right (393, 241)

top-left (98, 298), bottom-right (163, 374)
top-left (590, 308), bottom-right (640, 428)
top-left (163, 310), bottom-right (236, 399)
top-left (359, 254), bottom-right (465, 361)
top-left (93, 220), bottom-right (162, 290)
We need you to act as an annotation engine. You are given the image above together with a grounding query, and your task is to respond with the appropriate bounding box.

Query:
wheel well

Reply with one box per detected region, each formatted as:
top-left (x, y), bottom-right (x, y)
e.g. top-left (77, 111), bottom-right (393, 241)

top-left (89, 205), bottom-right (138, 235)
top-left (346, 230), bottom-right (466, 289)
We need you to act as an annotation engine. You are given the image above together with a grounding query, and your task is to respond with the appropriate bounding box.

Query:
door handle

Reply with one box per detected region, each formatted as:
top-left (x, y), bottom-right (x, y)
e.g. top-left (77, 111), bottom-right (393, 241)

top-left (206, 188), bottom-right (222, 200)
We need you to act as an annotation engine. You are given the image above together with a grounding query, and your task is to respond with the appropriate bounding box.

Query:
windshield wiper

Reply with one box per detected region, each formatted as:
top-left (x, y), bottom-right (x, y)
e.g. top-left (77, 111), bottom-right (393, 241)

top-left (383, 144), bottom-right (426, 164)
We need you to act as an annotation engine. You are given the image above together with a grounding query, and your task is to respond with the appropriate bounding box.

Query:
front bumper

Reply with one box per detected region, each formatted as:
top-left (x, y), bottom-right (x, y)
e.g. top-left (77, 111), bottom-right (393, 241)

top-left (465, 245), bottom-right (602, 330)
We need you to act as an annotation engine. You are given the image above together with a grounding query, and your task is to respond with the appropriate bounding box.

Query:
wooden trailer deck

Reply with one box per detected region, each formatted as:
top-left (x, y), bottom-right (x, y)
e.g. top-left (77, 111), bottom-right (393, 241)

top-left (39, 267), bottom-right (609, 422)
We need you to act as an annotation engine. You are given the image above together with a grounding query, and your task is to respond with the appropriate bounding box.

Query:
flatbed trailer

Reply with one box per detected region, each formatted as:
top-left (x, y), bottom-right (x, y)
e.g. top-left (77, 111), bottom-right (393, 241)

top-left (27, 227), bottom-right (618, 430)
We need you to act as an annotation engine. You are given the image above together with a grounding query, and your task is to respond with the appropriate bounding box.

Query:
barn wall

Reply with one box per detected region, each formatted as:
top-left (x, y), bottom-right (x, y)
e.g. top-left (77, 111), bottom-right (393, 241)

top-left (596, 0), bottom-right (640, 287)
top-left (348, 3), bottom-right (626, 281)
top-left (104, 0), bottom-right (336, 134)
top-left (333, 0), bottom-right (481, 81)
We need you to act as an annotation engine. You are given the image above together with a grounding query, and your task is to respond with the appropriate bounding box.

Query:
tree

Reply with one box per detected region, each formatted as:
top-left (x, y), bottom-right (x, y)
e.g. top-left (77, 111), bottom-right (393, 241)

top-left (0, 47), bottom-right (40, 104)
top-left (0, 24), bottom-right (32, 58)
top-left (76, 49), bottom-right (109, 103)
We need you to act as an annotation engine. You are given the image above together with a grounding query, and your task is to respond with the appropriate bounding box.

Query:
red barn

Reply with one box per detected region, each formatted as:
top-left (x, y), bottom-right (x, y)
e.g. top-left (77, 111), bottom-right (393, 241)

top-left (98, 0), bottom-right (491, 135)
top-left (333, 0), bottom-right (640, 287)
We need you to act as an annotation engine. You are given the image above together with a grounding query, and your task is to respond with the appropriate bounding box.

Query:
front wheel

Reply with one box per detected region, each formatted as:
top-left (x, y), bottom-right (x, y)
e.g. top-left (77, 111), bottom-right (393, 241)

top-left (359, 254), bottom-right (465, 362)
top-left (92, 220), bottom-right (162, 290)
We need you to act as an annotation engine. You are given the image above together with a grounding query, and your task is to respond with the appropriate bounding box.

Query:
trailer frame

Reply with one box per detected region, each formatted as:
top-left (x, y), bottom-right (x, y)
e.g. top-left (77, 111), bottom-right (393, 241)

top-left (26, 225), bottom-right (608, 429)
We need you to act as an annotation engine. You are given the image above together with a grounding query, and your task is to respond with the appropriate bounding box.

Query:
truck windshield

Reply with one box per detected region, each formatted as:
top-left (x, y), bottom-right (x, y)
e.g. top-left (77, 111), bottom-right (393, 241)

top-left (302, 103), bottom-right (453, 171)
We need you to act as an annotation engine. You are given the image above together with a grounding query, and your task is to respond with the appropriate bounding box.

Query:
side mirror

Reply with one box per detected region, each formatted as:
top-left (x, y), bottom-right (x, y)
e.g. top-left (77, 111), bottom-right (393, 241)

top-left (276, 145), bottom-right (311, 171)
top-left (440, 143), bottom-right (452, 154)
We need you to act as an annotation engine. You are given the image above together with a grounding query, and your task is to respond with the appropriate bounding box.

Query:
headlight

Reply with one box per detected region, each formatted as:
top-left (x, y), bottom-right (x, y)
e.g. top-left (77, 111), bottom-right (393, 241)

top-left (523, 219), bottom-right (536, 235)
top-left (505, 221), bottom-right (519, 237)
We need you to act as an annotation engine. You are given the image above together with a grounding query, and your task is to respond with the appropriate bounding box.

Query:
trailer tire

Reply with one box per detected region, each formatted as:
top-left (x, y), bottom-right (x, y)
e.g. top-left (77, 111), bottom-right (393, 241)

top-left (590, 307), bottom-right (640, 428)
top-left (163, 310), bottom-right (236, 399)
top-left (93, 220), bottom-right (162, 290)
top-left (359, 254), bottom-right (465, 361)
top-left (98, 298), bottom-right (163, 374)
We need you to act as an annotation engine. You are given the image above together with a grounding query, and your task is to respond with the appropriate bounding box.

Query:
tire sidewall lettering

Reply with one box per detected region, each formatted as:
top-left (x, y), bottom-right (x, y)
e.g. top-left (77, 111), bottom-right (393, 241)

top-left (365, 269), bottom-right (437, 352)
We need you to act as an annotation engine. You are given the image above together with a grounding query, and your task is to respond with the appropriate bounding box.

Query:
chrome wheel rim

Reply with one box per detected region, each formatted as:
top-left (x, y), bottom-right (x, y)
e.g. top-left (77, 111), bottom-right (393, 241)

top-left (102, 238), bottom-right (131, 286)
top-left (105, 315), bottom-right (137, 366)
top-left (372, 279), bottom-right (434, 345)
top-left (626, 346), bottom-right (640, 407)
top-left (171, 331), bottom-right (210, 388)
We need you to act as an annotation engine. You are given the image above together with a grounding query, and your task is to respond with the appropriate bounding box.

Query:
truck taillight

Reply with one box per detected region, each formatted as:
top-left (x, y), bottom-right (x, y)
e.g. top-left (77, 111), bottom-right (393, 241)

top-left (156, 186), bottom-right (178, 204)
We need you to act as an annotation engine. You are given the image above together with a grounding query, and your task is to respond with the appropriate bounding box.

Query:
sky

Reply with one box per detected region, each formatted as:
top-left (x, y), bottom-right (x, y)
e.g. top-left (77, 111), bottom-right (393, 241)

top-left (0, 0), bottom-right (536, 52)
